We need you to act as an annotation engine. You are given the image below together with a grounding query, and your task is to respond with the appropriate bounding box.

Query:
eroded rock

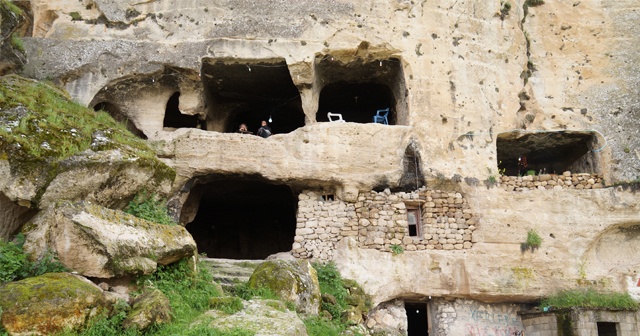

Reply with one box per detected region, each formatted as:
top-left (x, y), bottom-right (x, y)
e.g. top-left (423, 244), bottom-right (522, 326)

top-left (0, 272), bottom-right (109, 335)
top-left (248, 260), bottom-right (321, 315)
top-left (23, 201), bottom-right (196, 278)
top-left (203, 299), bottom-right (307, 336)
top-left (122, 289), bottom-right (172, 331)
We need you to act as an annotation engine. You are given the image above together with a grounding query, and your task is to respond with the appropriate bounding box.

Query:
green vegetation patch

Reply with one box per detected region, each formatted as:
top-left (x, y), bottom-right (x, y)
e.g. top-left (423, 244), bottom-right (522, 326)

top-left (0, 233), bottom-right (67, 285)
top-left (0, 75), bottom-right (158, 171)
top-left (540, 288), bottom-right (639, 310)
top-left (125, 190), bottom-right (176, 225)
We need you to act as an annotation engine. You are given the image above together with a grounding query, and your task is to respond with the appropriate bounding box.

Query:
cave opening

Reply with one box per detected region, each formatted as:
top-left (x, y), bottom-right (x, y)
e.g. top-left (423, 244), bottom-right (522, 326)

top-left (201, 58), bottom-right (305, 135)
top-left (163, 92), bottom-right (200, 129)
top-left (314, 56), bottom-right (407, 125)
top-left (93, 102), bottom-right (147, 139)
top-left (183, 178), bottom-right (297, 260)
top-left (497, 131), bottom-right (601, 176)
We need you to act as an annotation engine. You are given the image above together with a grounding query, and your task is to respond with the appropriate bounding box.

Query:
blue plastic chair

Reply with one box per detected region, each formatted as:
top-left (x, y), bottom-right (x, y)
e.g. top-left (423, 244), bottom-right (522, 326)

top-left (373, 108), bottom-right (389, 125)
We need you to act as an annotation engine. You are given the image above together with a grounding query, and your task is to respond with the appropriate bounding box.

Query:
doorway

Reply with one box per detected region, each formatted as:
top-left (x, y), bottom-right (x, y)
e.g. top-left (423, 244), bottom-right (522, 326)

top-left (405, 302), bottom-right (429, 335)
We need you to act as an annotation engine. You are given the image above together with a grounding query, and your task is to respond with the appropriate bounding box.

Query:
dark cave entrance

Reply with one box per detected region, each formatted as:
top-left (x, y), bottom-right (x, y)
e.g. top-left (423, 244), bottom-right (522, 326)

top-left (497, 131), bottom-right (602, 176)
top-left (93, 102), bottom-right (147, 139)
top-left (317, 83), bottom-right (395, 124)
top-left (314, 56), bottom-right (407, 125)
top-left (183, 178), bottom-right (297, 259)
top-left (405, 302), bottom-right (429, 336)
top-left (201, 58), bottom-right (305, 135)
top-left (163, 92), bottom-right (201, 129)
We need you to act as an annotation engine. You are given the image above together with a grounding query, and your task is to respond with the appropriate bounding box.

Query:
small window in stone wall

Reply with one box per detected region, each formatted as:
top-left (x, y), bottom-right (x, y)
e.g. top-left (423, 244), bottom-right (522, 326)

top-left (321, 194), bottom-right (335, 201)
top-left (407, 206), bottom-right (422, 237)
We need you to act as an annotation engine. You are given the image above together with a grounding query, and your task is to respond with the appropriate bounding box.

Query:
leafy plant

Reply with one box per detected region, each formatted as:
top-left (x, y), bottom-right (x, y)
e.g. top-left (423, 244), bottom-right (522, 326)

top-left (69, 12), bottom-right (83, 21)
top-left (526, 170), bottom-right (536, 176)
top-left (389, 244), bottom-right (404, 255)
top-left (10, 33), bottom-right (25, 53)
top-left (540, 288), bottom-right (639, 310)
top-left (313, 262), bottom-right (349, 321)
top-left (521, 229), bottom-right (542, 253)
top-left (0, 234), bottom-right (67, 284)
top-left (124, 190), bottom-right (175, 225)
top-left (304, 316), bottom-right (343, 336)
top-left (232, 282), bottom-right (279, 301)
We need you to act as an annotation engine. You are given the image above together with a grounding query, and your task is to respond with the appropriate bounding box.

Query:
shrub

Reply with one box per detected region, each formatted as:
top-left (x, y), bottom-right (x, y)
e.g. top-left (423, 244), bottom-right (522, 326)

top-left (540, 288), bottom-right (639, 310)
top-left (313, 262), bottom-right (349, 321)
top-left (125, 191), bottom-right (175, 225)
top-left (526, 170), bottom-right (536, 176)
top-left (0, 234), bottom-right (67, 284)
top-left (389, 244), bottom-right (404, 255)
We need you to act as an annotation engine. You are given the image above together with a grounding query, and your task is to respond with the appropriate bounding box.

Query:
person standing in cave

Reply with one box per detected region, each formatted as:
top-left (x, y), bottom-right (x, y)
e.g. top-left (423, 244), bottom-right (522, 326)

top-left (256, 120), bottom-right (272, 138)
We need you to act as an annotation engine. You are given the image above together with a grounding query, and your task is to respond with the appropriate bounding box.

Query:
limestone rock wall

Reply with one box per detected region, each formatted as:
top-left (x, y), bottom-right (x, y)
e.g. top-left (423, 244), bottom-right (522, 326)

top-left (499, 172), bottom-right (604, 192)
top-left (20, 0), bottom-right (640, 183)
top-left (293, 188), bottom-right (477, 260)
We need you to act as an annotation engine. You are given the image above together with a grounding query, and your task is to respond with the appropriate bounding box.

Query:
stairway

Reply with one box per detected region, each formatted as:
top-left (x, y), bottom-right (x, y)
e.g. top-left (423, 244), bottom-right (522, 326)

top-left (200, 258), bottom-right (262, 290)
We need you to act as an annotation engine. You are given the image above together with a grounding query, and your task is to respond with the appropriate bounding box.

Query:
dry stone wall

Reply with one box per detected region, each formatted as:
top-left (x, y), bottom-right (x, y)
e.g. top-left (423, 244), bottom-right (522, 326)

top-left (292, 188), bottom-right (477, 261)
top-left (499, 172), bottom-right (604, 192)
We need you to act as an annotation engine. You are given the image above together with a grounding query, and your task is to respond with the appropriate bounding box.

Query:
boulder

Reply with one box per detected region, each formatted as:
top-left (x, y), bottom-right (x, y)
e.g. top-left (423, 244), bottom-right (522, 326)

top-left (0, 272), bottom-right (109, 335)
top-left (248, 260), bottom-right (321, 315)
top-left (203, 299), bottom-right (307, 336)
top-left (23, 201), bottom-right (197, 278)
top-left (122, 289), bottom-right (172, 331)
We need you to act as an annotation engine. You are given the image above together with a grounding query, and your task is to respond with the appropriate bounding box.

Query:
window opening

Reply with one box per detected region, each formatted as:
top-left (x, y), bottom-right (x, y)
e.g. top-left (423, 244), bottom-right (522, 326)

top-left (405, 302), bottom-right (429, 335)
top-left (163, 92), bottom-right (200, 129)
top-left (321, 194), bottom-right (335, 201)
top-left (407, 206), bottom-right (422, 237)
top-left (597, 322), bottom-right (618, 336)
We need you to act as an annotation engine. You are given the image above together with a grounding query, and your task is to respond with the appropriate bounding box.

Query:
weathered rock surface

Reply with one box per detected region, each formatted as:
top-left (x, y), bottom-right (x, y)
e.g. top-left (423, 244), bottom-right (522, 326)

top-left (0, 1), bottom-right (28, 75)
top-left (0, 193), bottom-right (36, 241)
top-left (203, 299), bottom-right (307, 336)
top-left (122, 289), bottom-right (172, 331)
top-left (23, 201), bottom-right (197, 278)
top-left (248, 260), bottom-right (321, 315)
top-left (0, 272), bottom-right (109, 335)
top-left (334, 188), bottom-right (640, 306)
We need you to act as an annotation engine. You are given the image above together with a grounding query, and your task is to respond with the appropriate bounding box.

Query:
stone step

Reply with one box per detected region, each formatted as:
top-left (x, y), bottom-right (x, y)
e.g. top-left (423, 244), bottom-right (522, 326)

top-left (200, 258), bottom-right (263, 290)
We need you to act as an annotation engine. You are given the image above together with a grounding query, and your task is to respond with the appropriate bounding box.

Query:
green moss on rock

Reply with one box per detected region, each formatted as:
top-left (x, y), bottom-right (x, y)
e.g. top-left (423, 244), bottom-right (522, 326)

top-left (122, 289), bottom-right (172, 331)
top-left (0, 272), bottom-right (108, 335)
top-left (248, 260), bottom-right (321, 315)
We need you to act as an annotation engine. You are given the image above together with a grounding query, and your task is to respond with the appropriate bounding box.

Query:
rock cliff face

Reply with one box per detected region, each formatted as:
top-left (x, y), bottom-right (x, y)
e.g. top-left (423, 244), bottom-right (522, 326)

top-left (2, 0), bottom-right (640, 334)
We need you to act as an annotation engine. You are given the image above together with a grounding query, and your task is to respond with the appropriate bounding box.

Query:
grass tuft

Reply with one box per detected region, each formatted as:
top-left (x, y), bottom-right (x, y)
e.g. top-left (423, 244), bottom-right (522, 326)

top-left (540, 288), bottom-right (639, 310)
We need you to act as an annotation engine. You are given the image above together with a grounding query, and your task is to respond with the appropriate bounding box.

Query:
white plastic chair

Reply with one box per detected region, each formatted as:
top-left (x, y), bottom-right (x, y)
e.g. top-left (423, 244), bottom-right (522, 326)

top-left (327, 112), bottom-right (345, 122)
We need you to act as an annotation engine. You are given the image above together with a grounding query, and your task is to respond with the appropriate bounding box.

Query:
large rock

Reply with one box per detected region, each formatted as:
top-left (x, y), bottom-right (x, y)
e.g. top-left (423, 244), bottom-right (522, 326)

top-left (122, 289), bottom-right (172, 331)
top-left (248, 260), bottom-right (321, 315)
top-left (204, 299), bottom-right (307, 336)
top-left (0, 272), bottom-right (109, 335)
top-left (23, 201), bottom-right (197, 278)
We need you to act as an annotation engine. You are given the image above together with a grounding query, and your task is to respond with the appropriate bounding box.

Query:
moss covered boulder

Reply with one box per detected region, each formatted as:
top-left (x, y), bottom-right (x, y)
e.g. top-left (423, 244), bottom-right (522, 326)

top-left (0, 75), bottom-right (175, 214)
top-left (204, 299), bottom-right (307, 336)
top-left (0, 272), bottom-right (109, 335)
top-left (248, 260), bottom-right (321, 315)
top-left (23, 201), bottom-right (196, 278)
top-left (0, 1), bottom-right (28, 75)
top-left (122, 289), bottom-right (171, 331)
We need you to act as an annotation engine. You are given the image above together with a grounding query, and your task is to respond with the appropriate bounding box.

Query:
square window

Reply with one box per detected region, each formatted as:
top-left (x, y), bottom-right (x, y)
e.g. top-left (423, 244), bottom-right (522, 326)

top-left (407, 207), bottom-right (422, 237)
top-left (597, 322), bottom-right (619, 336)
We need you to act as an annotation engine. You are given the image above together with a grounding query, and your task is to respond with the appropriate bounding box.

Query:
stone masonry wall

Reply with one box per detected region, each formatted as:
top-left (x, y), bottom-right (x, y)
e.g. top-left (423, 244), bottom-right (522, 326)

top-left (500, 172), bottom-right (604, 192)
top-left (521, 309), bottom-right (640, 336)
top-left (292, 188), bottom-right (477, 261)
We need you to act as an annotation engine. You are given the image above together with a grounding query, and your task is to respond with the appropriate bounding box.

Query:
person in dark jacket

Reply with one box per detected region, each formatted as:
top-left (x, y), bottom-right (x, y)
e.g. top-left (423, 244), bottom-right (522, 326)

top-left (256, 120), bottom-right (272, 138)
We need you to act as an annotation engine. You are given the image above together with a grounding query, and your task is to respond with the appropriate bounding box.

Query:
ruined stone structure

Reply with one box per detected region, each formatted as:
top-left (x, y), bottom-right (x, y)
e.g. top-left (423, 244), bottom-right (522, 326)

top-left (2, 0), bottom-right (640, 335)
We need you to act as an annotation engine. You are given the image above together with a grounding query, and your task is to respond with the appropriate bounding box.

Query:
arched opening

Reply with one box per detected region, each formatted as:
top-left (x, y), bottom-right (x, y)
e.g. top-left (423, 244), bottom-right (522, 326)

top-left (314, 56), bottom-right (407, 125)
top-left (183, 178), bottom-right (297, 259)
top-left (93, 102), bottom-right (147, 139)
top-left (497, 131), bottom-right (602, 176)
top-left (201, 58), bottom-right (305, 135)
top-left (163, 92), bottom-right (200, 129)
